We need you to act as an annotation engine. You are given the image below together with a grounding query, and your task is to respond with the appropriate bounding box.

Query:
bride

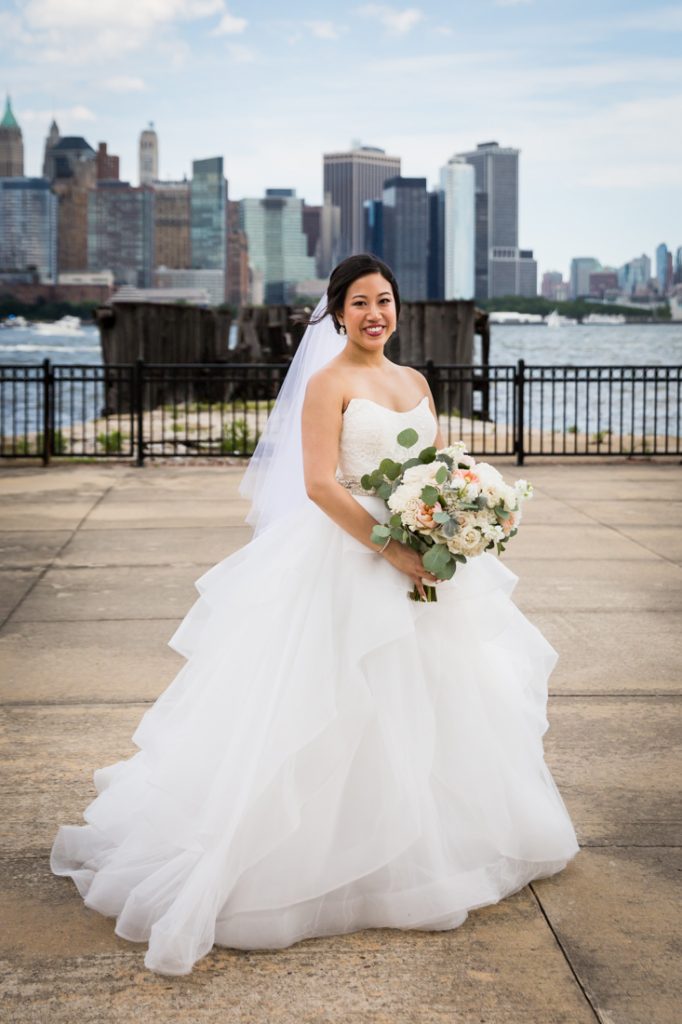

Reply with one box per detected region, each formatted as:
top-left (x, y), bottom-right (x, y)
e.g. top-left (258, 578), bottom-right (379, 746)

top-left (50, 253), bottom-right (580, 976)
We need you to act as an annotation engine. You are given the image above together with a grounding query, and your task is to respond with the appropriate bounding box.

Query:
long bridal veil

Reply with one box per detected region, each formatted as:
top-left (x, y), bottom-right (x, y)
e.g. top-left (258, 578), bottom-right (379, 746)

top-left (238, 293), bottom-right (345, 537)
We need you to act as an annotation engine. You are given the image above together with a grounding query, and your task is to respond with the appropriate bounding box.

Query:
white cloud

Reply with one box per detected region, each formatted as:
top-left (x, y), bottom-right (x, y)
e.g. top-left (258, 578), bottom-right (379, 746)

top-left (12, 0), bottom-right (240, 64)
top-left (305, 20), bottom-right (343, 40)
top-left (20, 104), bottom-right (96, 124)
top-left (23, 0), bottom-right (224, 32)
top-left (101, 76), bottom-right (146, 93)
top-left (356, 5), bottom-right (425, 34)
top-left (213, 10), bottom-right (248, 35)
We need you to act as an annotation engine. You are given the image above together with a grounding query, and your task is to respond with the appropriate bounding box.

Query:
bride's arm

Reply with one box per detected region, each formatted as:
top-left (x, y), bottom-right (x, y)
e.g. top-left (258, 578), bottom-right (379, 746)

top-left (301, 373), bottom-right (439, 598)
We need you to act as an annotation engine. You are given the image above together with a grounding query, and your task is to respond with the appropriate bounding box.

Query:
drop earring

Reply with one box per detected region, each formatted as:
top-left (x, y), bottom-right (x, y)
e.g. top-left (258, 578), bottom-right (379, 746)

top-left (339, 325), bottom-right (346, 335)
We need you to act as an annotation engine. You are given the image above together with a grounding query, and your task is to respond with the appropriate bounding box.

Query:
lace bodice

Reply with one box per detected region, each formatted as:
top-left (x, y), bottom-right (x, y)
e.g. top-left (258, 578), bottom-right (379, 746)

top-left (336, 396), bottom-right (438, 482)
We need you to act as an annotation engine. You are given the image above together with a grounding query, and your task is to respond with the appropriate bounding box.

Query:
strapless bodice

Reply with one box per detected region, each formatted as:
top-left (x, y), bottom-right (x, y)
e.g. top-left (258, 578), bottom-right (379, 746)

top-left (336, 395), bottom-right (437, 483)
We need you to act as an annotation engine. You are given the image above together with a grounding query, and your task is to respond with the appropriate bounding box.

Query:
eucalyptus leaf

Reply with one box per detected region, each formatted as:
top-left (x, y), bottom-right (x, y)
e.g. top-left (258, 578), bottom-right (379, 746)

top-left (378, 458), bottom-right (400, 480)
top-left (433, 510), bottom-right (450, 524)
top-left (423, 543), bottom-right (449, 572)
top-left (419, 446), bottom-right (437, 463)
top-left (401, 457), bottom-right (422, 470)
top-left (432, 557), bottom-right (454, 581)
top-left (435, 464), bottom-right (449, 484)
top-left (420, 484), bottom-right (439, 506)
top-left (370, 469), bottom-right (384, 488)
top-left (476, 494), bottom-right (489, 509)
top-left (441, 518), bottom-right (459, 538)
top-left (370, 525), bottom-right (390, 543)
top-left (438, 452), bottom-right (453, 469)
top-left (389, 513), bottom-right (402, 528)
top-left (377, 481), bottom-right (392, 500)
top-left (360, 473), bottom-right (372, 490)
top-left (397, 427), bottom-right (418, 448)
top-left (496, 507), bottom-right (511, 521)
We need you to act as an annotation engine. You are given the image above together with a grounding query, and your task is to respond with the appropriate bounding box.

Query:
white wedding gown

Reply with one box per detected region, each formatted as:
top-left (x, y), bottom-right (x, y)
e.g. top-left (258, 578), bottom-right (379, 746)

top-left (50, 396), bottom-right (580, 976)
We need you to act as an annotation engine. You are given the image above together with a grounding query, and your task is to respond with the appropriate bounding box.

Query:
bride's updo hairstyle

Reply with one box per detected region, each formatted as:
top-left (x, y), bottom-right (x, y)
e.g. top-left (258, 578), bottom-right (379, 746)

top-left (309, 253), bottom-right (401, 333)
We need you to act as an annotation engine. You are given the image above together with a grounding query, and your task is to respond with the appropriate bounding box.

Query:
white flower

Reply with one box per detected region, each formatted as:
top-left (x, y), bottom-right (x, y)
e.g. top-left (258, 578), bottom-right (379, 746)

top-left (402, 462), bottom-right (443, 487)
top-left (440, 441), bottom-right (468, 460)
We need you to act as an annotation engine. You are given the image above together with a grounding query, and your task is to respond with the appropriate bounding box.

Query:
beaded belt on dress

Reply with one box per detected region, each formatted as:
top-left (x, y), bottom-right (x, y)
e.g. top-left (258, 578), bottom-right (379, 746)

top-left (336, 476), bottom-right (375, 496)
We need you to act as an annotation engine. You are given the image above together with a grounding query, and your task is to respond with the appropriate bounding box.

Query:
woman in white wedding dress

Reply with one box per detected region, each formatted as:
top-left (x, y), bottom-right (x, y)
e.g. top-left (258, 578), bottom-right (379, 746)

top-left (50, 254), bottom-right (580, 976)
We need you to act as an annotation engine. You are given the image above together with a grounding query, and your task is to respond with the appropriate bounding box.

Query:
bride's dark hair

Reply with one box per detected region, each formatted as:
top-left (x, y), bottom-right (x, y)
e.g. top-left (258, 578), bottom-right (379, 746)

top-left (309, 253), bottom-right (401, 333)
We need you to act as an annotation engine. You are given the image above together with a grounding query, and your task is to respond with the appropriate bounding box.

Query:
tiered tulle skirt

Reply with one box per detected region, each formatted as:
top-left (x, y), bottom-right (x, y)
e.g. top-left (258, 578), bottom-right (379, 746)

top-left (50, 494), bottom-right (580, 975)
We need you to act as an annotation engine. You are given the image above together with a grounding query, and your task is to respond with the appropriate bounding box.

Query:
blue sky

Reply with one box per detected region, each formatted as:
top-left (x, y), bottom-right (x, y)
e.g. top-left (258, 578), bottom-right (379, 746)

top-left (2, 0), bottom-right (681, 280)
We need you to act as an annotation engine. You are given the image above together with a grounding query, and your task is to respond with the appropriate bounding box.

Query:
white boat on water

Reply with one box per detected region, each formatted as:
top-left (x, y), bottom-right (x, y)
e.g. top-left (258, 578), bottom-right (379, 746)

top-left (488, 311), bottom-right (545, 325)
top-left (544, 310), bottom-right (578, 328)
top-left (582, 312), bottom-right (627, 325)
top-left (34, 315), bottom-right (83, 336)
top-left (0, 315), bottom-right (29, 328)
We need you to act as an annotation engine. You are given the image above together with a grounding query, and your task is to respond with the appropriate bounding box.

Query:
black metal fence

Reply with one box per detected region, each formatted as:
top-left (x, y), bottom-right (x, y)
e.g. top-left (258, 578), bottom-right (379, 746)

top-left (1, 359), bottom-right (680, 465)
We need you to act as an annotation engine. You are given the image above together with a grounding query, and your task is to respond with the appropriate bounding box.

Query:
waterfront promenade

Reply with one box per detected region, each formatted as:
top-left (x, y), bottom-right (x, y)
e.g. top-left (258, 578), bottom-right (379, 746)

top-left (0, 459), bottom-right (680, 1023)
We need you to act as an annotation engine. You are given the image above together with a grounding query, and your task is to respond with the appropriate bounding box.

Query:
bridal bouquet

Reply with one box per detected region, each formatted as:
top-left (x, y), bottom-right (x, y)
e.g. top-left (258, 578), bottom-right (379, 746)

top-left (364, 427), bottom-right (533, 602)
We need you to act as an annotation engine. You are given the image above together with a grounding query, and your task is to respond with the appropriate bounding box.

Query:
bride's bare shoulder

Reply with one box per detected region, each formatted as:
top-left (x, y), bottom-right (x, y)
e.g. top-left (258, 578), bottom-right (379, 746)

top-left (304, 362), bottom-right (347, 411)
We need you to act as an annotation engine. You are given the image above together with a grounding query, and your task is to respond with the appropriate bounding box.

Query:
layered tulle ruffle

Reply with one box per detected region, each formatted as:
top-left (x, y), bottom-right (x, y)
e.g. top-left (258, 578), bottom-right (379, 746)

top-left (50, 495), bottom-right (579, 975)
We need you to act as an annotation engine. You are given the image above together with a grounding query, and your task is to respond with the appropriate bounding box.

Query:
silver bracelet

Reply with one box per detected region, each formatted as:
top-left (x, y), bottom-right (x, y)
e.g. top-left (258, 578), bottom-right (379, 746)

top-left (376, 536), bottom-right (392, 555)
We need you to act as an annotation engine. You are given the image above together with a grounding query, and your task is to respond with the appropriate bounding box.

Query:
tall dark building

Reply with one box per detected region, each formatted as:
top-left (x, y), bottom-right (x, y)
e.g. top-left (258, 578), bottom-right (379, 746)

top-left (96, 142), bottom-right (119, 181)
top-left (427, 190), bottom-right (444, 300)
top-left (87, 181), bottom-right (154, 286)
top-left (153, 181), bottom-right (190, 269)
top-left (42, 119), bottom-right (60, 180)
top-left (0, 177), bottom-right (57, 281)
top-left (323, 146), bottom-right (400, 261)
top-left (190, 157), bottom-right (227, 272)
top-left (457, 141), bottom-right (531, 299)
top-left (382, 177), bottom-right (428, 300)
top-left (363, 199), bottom-right (384, 258)
top-left (49, 136), bottom-right (96, 181)
top-left (0, 96), bottom-right (24, 177)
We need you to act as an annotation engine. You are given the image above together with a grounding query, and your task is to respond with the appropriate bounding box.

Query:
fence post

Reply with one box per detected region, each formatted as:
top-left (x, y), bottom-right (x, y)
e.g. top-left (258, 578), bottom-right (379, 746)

top-left (42, 358), bottom-right (51, 467)
top-left (515, 358), bottom-right (525, 466)
top-left (425, 359), bottom-right (439, 416)
top-left (135, 358), bottom-right (145, 467)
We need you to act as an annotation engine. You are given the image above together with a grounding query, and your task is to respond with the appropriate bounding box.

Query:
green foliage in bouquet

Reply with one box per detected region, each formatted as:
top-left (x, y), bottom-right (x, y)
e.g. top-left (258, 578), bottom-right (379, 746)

top-left (360, 428), bottom-right (527, 602)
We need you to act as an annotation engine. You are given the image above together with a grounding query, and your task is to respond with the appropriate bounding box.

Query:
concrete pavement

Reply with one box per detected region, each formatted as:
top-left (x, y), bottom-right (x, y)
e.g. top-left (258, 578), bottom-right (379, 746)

top-left (0, 459), bottom-right (680, 1024)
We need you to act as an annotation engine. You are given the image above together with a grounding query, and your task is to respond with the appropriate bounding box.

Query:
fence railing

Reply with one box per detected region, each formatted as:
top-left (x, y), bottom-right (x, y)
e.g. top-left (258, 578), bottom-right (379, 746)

top-left (1, 359), bottom-right (680, 465)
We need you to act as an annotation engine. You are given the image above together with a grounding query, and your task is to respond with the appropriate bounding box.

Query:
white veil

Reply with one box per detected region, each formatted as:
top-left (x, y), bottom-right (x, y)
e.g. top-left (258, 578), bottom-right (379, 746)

top-left (238, 293), bottom-right (345, 537)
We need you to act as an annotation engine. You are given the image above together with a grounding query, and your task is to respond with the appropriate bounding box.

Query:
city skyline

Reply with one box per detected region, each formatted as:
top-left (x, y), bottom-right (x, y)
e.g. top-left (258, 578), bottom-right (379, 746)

top-left (2, 0), bottom-right (681, 281)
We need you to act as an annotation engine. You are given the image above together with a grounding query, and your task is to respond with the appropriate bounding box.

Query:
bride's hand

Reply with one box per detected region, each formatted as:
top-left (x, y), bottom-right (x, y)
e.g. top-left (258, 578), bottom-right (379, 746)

top-left (380, 540), bottom-right (439, 600)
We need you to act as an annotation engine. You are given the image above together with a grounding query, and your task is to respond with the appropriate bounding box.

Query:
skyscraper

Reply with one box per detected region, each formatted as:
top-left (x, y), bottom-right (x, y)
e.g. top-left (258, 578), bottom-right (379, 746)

top-left (655, 243), bottom-right (670, 294)
top-left (323, 146), bottom-right (400, 261)
top-left (382, 177), bottom-right (429, 300)
top-left (87, 181), bottom-right (154, 286)
top-left (50, 139), bottom-right (97, 273)
top-left (439, 157), bottom-right (475, 301)
top-left (190, 157), bottom-right (227, 273)
top-left (227, 199), bottom-right (249, 306)
top-left (569, 257), bottom-right (600, 299)
top-left (618, 254), bottom-right (651, 295)
top-left (96, 142), bottom-right (119, 181)
top-left (42, 119), bottom-right (60, 179)
top-left (0, 96), bottom-right (24, 177)
top-left (153, 181), bottom-right (190, 269)
top-left (139, 123), bottom-right (159, 185)
top-left (0, 178), bottom-right (57, 281)
top-left (240, 189), bottom-right (316, 304)
top-left (457, 141), bottom-right (536, 299)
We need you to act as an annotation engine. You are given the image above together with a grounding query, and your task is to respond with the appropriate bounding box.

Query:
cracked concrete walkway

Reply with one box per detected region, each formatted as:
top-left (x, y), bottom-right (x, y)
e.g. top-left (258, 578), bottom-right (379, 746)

top-left (0, 460), bottom-right (680, 1024)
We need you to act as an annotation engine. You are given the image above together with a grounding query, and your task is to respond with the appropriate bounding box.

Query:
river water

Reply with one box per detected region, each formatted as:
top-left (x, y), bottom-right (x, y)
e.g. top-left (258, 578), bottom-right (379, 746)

top-left (1, 320), bottom-right (681, 437)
